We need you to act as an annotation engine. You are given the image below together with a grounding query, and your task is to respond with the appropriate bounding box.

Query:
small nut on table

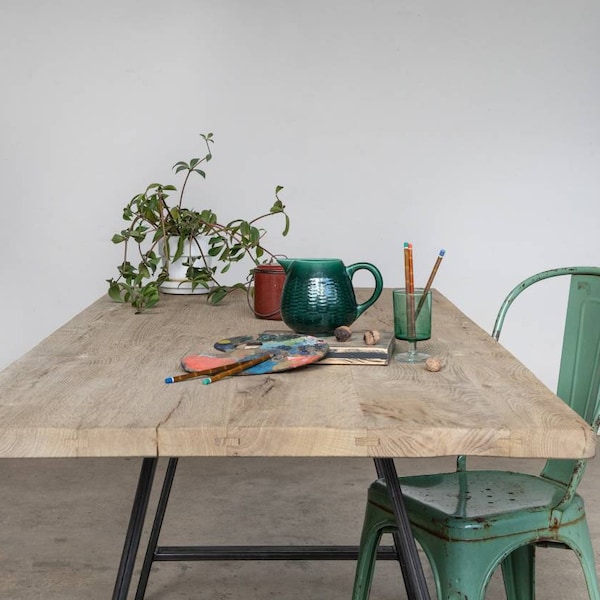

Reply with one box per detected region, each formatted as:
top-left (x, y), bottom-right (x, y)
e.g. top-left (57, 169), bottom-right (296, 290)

top-left (334, 325), bottom-right (352, 342)
top-left (425, 357), bottom-right (442, 372)
top-left (363, 330), bottom-right (381, 345)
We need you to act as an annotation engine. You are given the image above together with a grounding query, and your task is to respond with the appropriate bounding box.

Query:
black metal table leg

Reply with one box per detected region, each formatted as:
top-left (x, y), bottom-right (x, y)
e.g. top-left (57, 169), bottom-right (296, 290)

top-left (374, 458), bottom-right (431, 600)
top-left (373, 459), bottom-right (407, 567)
top-left (112, 457), bottom-right (158, 600)
top-left (135, 457), bottom-right (179, 600)
top-left (117, 457), bottom-right (428, 600)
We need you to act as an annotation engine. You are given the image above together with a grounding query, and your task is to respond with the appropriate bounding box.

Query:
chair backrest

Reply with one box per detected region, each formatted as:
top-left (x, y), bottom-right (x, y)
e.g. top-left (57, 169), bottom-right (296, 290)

top-left (492, 267), bottom-right (600, 490)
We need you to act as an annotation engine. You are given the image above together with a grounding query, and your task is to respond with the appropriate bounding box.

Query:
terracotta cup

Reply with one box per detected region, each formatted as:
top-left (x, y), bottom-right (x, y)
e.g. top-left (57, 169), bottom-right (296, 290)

top-left (252, 264), bottom-right (286, 320)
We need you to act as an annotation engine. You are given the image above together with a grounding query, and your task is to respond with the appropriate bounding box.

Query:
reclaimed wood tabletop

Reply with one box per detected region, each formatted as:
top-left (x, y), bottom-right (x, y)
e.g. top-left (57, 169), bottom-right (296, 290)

top-left (0, 290), bottom-right (595, 460)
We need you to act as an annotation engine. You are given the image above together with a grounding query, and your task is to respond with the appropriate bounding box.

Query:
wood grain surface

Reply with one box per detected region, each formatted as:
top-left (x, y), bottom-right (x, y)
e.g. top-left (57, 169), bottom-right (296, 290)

top-left (0, 290), bottom-right (595, 460)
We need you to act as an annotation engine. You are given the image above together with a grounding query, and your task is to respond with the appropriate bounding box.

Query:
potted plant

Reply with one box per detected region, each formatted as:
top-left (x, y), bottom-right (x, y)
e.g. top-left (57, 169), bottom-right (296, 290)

top-left (107, 133), bottom-right (290, 312)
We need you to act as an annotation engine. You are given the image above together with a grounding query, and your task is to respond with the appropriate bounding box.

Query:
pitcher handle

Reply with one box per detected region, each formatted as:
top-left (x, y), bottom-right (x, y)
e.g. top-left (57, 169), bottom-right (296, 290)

top-left (346, 263), bottom-right (384, 319)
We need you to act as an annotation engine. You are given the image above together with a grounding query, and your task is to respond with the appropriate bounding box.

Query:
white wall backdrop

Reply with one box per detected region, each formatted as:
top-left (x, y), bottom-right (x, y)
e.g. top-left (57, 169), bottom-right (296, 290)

top-left (1, 1), bottom-right (599, 389)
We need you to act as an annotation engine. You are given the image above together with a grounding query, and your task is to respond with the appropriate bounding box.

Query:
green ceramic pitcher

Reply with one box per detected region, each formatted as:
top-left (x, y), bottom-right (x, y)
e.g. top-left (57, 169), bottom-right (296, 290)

top-left (277, 258), bottom-right (384, 335)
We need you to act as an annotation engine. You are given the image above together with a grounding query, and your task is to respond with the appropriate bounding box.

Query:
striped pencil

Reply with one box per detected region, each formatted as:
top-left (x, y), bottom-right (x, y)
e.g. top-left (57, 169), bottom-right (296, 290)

top-left (416, 249), bottom-right (445, 317)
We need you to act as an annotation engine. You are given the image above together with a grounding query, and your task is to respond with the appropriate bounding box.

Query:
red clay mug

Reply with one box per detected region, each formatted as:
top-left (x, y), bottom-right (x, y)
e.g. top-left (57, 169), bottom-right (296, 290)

top-left (251, 263), bottom-right (287, 320)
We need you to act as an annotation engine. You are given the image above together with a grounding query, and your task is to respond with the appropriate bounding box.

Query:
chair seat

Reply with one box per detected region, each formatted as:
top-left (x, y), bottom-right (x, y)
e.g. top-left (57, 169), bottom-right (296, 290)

top-left (369, 470), bottom-right (586, 542)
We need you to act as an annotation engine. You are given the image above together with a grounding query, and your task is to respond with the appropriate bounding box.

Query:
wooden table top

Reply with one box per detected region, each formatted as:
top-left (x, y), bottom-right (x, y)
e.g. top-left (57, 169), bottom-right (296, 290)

top-left (0, 290), bottom-right (595, 460)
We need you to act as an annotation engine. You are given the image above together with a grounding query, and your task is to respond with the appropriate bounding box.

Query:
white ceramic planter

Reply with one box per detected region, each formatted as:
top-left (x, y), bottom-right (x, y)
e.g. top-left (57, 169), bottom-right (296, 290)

top-left (159, 236), bottom-right (213, 295)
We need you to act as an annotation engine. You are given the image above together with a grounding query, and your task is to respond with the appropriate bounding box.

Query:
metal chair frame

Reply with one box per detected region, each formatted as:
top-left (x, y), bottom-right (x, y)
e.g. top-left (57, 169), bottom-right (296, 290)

top-left (351, 267), bottom-right (600, 600)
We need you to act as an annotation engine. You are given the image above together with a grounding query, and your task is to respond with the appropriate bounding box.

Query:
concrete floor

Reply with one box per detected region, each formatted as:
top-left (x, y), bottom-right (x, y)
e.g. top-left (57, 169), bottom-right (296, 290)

top-left (0, 455), bottom-right (598, 599)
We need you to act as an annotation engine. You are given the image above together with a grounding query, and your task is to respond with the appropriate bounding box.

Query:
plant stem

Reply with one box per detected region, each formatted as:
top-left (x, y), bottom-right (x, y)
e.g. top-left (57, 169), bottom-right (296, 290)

top-left (157, 188), bottom-right (170, 264)
top-left (178, 135), bottom-right (213, 209)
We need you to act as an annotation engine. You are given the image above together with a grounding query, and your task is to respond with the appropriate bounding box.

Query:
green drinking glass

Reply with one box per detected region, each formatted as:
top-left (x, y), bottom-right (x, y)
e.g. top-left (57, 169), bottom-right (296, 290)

top-left (393, 288), bottom-right (432, 363)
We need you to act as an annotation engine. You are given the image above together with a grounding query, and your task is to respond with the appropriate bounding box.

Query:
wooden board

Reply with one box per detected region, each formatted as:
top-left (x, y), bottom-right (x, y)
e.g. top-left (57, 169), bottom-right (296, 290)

top-left (316, 330), bottom-right (395, 365)
top-left (214, 330), bottom-right (395, 365)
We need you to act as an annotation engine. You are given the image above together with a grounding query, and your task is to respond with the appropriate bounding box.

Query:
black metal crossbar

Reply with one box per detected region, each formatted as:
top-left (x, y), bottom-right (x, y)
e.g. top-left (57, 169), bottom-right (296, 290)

top-left (153, 544), bottom-right (399, 561)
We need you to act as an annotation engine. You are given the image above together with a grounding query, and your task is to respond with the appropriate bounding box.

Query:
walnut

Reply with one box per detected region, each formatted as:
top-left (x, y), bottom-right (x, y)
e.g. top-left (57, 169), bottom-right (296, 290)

top-left (334, 325), bottom-right (352, 342)
top-left (425, 357), bottom-right (442, 372)
top-left (363, 330), bottom-right (381, 345)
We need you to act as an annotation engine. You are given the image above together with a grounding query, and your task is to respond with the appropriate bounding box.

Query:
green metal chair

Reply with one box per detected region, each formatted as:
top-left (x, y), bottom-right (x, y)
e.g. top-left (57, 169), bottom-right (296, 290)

top-left (352, 267), bottom-right (600, 600)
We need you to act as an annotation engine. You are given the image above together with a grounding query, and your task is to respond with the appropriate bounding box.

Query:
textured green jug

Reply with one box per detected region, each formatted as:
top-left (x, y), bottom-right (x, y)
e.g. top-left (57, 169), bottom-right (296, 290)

top-left (277, 258), bottom-right (384, 335)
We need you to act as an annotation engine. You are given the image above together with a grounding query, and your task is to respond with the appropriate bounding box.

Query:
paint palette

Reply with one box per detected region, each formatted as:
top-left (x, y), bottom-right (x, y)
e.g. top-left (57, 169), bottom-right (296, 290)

top-left (180, 334), bottom-right (329, 376)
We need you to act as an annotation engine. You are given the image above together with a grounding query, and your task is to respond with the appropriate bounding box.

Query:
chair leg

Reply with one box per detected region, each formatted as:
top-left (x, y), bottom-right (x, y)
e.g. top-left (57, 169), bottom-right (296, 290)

top-left (351, 506), bottom-right (388, 600)
top-left (501, 544), bottom-right (535, 600)
top-left (413, 530), bottom-right (496, 600)
top-left (557, 521), bottom-right (600, 600)
top-left (578, 548), bottom-right (600, 600)
top-left (578, 549), bottom-right (600, 600)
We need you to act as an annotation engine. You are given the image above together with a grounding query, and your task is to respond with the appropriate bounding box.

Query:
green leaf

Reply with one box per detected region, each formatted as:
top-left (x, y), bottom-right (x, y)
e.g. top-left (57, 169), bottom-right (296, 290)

top-left (249, 226), bottom-right (261, 245)
top-left (118, 261), bottom-right (136, 279)
top-left (107, 281), bottom-right (124, 302)
top-left (208, 287), bottom-right (228, 304)
top-left (152, 229), bottom-right (165, 243)
top-left (201, 209), bottom-right (216, 222)
top-left (138, 263), bottom-right (151, 280)
top-left (156, 267), bottom-right (169, 282)
top-left (111, 234), bottom-right (125, 244)
top-left (229, 244), bottom-right (245, 259)
top-left (173, 236), bottom-right (185, 262)
top-left (129, 226), bottom-right (148, 243)
top-left (281, 214), bottom-right (290, 236)
top-left (190, 279), bottom-right (209, 291)
top-left (270, 199), bottom-right (284, 213)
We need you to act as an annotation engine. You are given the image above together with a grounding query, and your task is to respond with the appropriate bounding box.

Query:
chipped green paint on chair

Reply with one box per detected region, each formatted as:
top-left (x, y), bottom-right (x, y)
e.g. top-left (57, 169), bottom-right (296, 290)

top-left (352, 267), bottom-right (600, 600)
